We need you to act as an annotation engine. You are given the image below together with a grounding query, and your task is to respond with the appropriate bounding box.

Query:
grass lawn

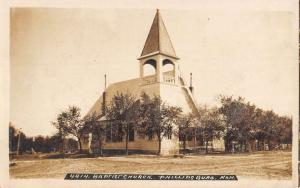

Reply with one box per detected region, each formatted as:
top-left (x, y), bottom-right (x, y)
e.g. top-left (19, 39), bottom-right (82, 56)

top-left (9, 150), bottom-right (291, 180)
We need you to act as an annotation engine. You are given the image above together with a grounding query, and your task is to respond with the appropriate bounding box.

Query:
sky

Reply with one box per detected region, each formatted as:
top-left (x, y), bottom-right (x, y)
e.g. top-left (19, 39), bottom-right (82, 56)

top-left (10, 8), bottom-right (298, 137)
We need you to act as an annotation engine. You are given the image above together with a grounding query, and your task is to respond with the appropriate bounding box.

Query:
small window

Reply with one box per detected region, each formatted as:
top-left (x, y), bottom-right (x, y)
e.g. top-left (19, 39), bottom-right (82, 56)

top-left (105, 123), bottom-right (112, 143)
top-left (112, 124), bottom-right (123, 142)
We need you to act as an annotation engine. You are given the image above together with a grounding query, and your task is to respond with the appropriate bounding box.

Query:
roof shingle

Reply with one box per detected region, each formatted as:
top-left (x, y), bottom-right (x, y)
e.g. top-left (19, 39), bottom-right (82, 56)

top-left (140, 10), bottom-right (178, 59)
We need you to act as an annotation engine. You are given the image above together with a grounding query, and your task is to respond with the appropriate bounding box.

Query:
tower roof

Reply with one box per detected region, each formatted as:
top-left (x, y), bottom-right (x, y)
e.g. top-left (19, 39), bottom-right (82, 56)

top-left (139, 9), bottom-right (178, 59)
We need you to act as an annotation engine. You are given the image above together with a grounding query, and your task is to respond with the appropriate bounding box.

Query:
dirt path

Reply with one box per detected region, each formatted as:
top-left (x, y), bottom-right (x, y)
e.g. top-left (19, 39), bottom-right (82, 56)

top-left (10, 150), bottom-right (291, 179)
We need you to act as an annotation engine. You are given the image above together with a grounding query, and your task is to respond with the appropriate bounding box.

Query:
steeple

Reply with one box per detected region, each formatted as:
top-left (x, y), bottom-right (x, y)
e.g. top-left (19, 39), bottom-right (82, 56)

top-left (139, 9), bottom-right (178, 60)
top-left (138, 9), bottom-right (180, 85)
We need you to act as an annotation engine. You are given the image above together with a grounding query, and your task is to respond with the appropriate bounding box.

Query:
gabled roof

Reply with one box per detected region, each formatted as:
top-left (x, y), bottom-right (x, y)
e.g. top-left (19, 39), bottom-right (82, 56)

top-left (139, 9), bottom-right (178, 59)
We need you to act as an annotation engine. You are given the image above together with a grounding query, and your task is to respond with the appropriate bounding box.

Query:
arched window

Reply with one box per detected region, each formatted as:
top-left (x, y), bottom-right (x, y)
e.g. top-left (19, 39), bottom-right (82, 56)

top-left (162, 59), bottom-right (176, 84)
top-left (162, 59), bottom-right (175, 73)
top-left (143, 59), bottom-right (156, 76)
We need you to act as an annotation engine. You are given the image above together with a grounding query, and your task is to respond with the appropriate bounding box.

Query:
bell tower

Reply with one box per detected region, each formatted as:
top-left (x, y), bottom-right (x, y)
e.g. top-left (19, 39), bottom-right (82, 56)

top-left (138, 9), bottom-right (180, 85)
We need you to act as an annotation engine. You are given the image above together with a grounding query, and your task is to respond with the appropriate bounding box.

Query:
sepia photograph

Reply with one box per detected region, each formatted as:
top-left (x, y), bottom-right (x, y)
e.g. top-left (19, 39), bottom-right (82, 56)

top-left (2, 1), bottom-right (298, 188)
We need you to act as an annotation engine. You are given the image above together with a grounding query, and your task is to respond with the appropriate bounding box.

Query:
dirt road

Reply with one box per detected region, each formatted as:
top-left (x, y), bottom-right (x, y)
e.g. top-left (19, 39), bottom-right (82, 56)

top-left (10, 150), bottom-right (291, 179)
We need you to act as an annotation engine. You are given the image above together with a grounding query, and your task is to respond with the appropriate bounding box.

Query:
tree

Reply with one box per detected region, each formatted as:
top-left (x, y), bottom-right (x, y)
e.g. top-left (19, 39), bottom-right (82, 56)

top-left (197, 106), bottom-right (225, 154)
top-left (34, 136), bottom-right (50, 153)
top-left (9, 123), bottom-right (18, 152)
top-left (139, 94), bottom-right (182, 155)
top-left (219, 96), bottom-right (252, 152)
top-left (52, 111), bottom-right (69, 153)
top-left (106, 93), bottom-right (140, 155)
top-left (277, 116), bottom-right (292, 145)
top-left (219, 95), bottom-right (292, 152)
top-left (53, 106), bottom-right (87, 153)
top-left (83, 113), bottom-right (105, 156)
top-left (9, 123), bottom-right (34, 154)
top-left (49, 133), bottom-right (62, 152)
top-left (65, 138), bottom-right (79, 152)
top-left (236, 102), bottom-right (256, 152)
top-left (252, 110), bottom-right (277, 150)
top-left (175, 113), bottom-right (196, 154)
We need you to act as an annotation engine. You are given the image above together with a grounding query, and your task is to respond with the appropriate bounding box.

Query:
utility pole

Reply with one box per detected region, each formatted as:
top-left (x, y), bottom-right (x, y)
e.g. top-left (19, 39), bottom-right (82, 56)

top-left (104, 74), bottom-right (107, 90)
top-left (16, 128), bottom-right (22, 156)
top-left (102, 74), bottom-right (107, 116)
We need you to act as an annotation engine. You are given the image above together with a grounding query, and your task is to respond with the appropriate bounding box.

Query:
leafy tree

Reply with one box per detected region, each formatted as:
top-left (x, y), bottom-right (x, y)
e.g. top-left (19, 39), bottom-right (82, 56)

top-left (139, 94), bottom-right (182, 155)
top-left (34, 136), bottom-right (50, 153)
top-left (219, 96), bottom-right (254, 152)
top-left (175, 113), bottom-right (197, 154)
top-left (262, 110), bottom-right (277, 150)
top-left (52, 111), bottom-right (69, 153)
top-left (65, 138), bottom-right (79, 152)
top-left (9, 123), bottom-right (18, 152)
top-left (219, 95), bottom-right (292, 152)
top-left (9, 123), bottom-right (34, 154)
top-left (237, 102), bottom-right (256, 152)
top-left (252, 110), bottom-right (276, 150)
top-left (197, 107), bottom-right (225, 154)
top-left (83, 113), bottom-right (105, 156)
top-left (48, 133), bottom-right (62, 152)
top-left (106, 93), bottom-right (140, 155)
top-left (277, 116), bottom-right (292, 144)
top-left (53, 106), bottom-right (87, 153)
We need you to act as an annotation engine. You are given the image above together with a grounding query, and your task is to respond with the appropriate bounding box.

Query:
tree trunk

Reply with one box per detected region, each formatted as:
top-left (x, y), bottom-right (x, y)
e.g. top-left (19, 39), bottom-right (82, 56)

top-left (158, 137), bottom-right (161, 155)
top-left (225, 135), bottom-right (230, 153)
top-left (193, 132), bottom-right (196, 152)
top-left (225, 126), bottom-right (229, 153)
top-left (125, 126), bottom-right (129, 155)
top-left (59, 131), bottom-right (64, 154)
top-left (183, 135), bottom-right (187, 155)
top-left (78, 137), bottom-right (82, 153)
top-left (225, 138), bottom-right (230, 153)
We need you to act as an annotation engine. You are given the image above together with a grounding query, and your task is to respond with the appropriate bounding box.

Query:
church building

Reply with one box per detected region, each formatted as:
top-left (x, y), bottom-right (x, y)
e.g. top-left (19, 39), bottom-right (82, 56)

top-left (81, 10), bottom-right (224, 155)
